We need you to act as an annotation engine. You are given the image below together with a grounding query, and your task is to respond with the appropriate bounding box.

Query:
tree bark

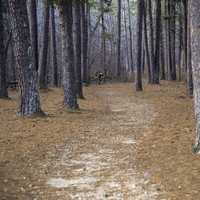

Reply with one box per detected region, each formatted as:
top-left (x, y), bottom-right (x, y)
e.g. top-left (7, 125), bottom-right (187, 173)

top-left (187, 1), bottom-right (193, 97)
top-left (147, 0), bottom-right (154, 83)
top-left (143, 0), bottom-right (151, 83)
top-left (58, 0), bottom-right (79, 109)
top-left (183, 0), bottom-right (188, 81)
top-left (27, 0), bottom-right (39, 72)
top-left (0, 0), bottom-right (8, 98)
top-left (190, 0), bottom-right (200, 153)
top-left (39, 0), bottom-right (50, 89)
top-left (81, 0), bottom-right (89, 85)
top-left (136, 0), bottom-right (144, 91)
top-left (100, 0), bottom-right (106, 73)
top-left (177, 3), bottom-right (183, 81)
top-left (75, 0), bottom-right (84, 98)
top-left (8, 0), bottom-right (43, 116)
top-left (171, 0), bottom-right (176, 80)
top-left (153, 0), bottom-right (161, 84)
top-left (50, 4), bottom-right (58, 87)
top-left (127, 0), bottom-right (134, 75)
top-left (160, 20), bottom-right (166, 80)
top-left (117, 0), bottom-right (121, 78)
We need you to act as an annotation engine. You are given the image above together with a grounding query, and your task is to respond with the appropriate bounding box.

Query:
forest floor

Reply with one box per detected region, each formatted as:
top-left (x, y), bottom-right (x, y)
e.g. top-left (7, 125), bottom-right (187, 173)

top-left (0, 81), bottom-right (199, 200)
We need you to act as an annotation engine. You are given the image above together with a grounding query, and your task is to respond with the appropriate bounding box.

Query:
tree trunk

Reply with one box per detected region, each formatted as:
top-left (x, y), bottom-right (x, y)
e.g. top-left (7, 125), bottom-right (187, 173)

top-left (8, 0), bottom-right (43, 116)
top-left (50, 5), bottom-right (58, 87)
top-left (170, 0), bottom-right (176, 80)
top-left (160, 20), bottom-right (166, 80)
top-left (127, 0), bottom-right (134, 75)
top-left (27, 0), bottom-right (39, 72)
top-left (168, 0), bottom-right (173, 80)
top-left (178, 4), bottom-right (183, 81)
top-left (58, 0), bottom-right (79, 109)
top-left (0, 0), bottom-right (8, 98)
top-left (39, 0), bottom-right (50, 89)
top-left (147, 0), bottom-right (154, 83)
top-left (136, 0), bottom-right (144, 91)
top-left (190, 0), bottom-right (200, 153)
top-left (124, 5), bottom-right (130, 74)
top-left (75, 0), bottom-right (84, 99)
top-left (164, 0), bottom-right (169, 79)
top-left (143, 0), bottom-right (151, 83)
top-left (100, 0), bottom-right (106, 73)
top-left (117, 0), bottom-right (121, 78)
top-left (81, 0), bottom-right (89, 85)
top-left (183, 0), bottom-right (188, 81)
top-left (187, 2), bottom-right (193, 97)
top-left (152, 0), bottom-right (161, 84)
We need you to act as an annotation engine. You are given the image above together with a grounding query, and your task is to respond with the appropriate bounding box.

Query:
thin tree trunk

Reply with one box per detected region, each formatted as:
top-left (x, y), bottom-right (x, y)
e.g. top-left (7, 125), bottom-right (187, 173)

top-left (100, 0), bottom-right (106, 72)
top-left (123, 5), bottom-right (130, 74)
top-left (170, 0), bottom-right (176, 80)
top-left (81, 0), bottom-right (89, 85)
top-left (153, 0), bottom-right (161, 84)
top-left (183, 0), bottom-right (188, 81)
top-left (75, 0), bottom-right (84, 98)
top-left (147, 0), bottom-right (154, 82)
top-left (39, 0), bottom-right (50, 89)
top-left (143, 0), bottom-right (151, 83)
top-left (187, 2), bottom-right (193, 97)
top-left (164, 0), bottom-right (169, 79)
top-left (136, 0), bottom-right (144, 91)
top-left (168, 0), bottom-right (173, 80)
top-left (50, 5), bottom-right (58, 87)
top-left (127, 0), bottom-right (134, 75)
top-left (159, 0), bottom-right (166, 80)
top-left (117, 0), bottom-right (121, 78)
top-left (178, 4), bottom-right (183, 81)
top-left (160, 20), bottom-right (166, 80)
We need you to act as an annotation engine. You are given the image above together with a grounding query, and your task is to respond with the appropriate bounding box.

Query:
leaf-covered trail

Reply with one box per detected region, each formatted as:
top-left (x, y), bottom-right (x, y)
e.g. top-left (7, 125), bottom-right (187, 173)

top-left (0, 82), bottom-right (198, 200)
top-left (44, 84), bottom-right (161, 200)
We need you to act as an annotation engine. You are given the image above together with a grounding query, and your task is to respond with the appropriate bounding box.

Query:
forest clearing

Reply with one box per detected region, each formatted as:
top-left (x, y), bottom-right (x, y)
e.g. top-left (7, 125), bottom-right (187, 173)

top-left (0, 82), bottom-right (198, 200)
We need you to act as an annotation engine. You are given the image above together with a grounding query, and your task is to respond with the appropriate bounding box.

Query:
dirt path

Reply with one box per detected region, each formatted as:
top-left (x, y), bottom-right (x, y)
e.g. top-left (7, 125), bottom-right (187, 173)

top-left (44, 85), bottom-right (161, 200)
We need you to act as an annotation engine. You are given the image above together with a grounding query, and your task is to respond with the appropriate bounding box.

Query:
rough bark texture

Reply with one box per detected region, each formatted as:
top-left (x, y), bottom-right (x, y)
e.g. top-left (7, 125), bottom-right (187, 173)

top-left (160, 20), bottom-right (166, 80)
top-left (58, 0), bottom-right (78, 109)
top-left (190, 0), bottom-right (200, 153)
top-left (170, 0), bottom-right (176, 80)
top-left (143, 0), bottom-right (151, 83)
top-left (153, 0), bottom-right (161, 84)
top-left (8, 0), bottom-right (42, 116)
top-left (187, 3), bottom-right (193, 97)
top-left (117, 0), bottom-right (121, 78)
top-left (183, 0), bottom-right (188, 81)
top-left (0, 0), bottom-right (8, 98)
top-left (75, 0), bottom-right (84, 98)
top-left (136, 0), bottom-right (144, 91)
top-left (127, 0), bottom-right (134, 75)
top-left (168, 0), bottom-right (173, 80)
top-left (39, 0), bottom-right (50, 89)
top-left (100, 0), bottom-right (106, 73)
top-left (147, 0), bottom-right (154, 83)
top-left (81, 0), bottom-right (89, 85)
top-left (27, 0), bottom-right (39, 72)
top-left (178, 7), bottom-right (183, 81)
top-left (50, 5), bottom-right (58, 87)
